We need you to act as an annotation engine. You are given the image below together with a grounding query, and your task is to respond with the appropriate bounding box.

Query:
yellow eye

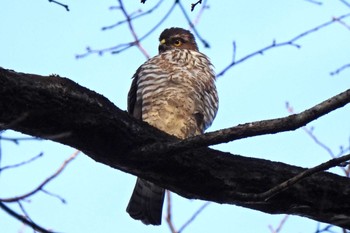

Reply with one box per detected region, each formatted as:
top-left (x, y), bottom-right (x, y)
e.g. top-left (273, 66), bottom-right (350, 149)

top-left (173, 39), bottom-right (182, 46)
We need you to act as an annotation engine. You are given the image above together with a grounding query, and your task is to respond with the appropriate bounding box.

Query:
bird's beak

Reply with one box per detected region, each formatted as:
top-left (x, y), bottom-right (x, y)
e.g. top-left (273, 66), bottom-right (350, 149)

top-left (158, 39), bottom-right (168, 53)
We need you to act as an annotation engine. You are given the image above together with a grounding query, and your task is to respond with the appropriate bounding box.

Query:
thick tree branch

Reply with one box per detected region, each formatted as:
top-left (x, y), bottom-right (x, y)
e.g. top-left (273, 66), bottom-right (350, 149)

top-left (1, 67), bottom-right (350, 228)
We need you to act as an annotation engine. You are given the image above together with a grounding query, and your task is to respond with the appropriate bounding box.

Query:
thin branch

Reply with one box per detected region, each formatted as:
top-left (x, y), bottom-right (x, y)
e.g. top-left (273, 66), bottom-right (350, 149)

top-left (330, 63), bottom-right (350, 76)
top-left (48, 0), bottom-right (69, 11)
top-left (333, 16), bottom-right (350, 30)
top-left (268, 215), bottom-right (289, 233)
top-left (177, 0), bottom-right (210, 48)
top-left (165, 189), bottom-right (210, 233)
top-left (41, 189), bottom-right (66, 204)
top-left (304, 0), bottom-right (323, 5)
top-left (303, 128), bottom-right (336, 157)
top-left (118, 0), bottom-right (150, 59)
top-left (165, 191), bottom-right (178, 233)
top-left (191, 0), bottom-right (208, 27)
top-left (231, 153), bottom-right (350, 202)
top-left (0, 150), bottom-right (79, 202)
top-left (0, 136), bottom-right (42, 145)
top-left (0, 152), bottom-right (43, 173)
top-left (286, 102), bottom-right (336, 158)
top-left (178, 202), bottom-right (210, 233)
top-left (191, 0), bottom-right (202, 11)
top-left (217, 13), bottom-right (350, 77)
top-left (102, 0), bottom-right (164, 31)
top-left (17, 201), bottom-right (31, 223)
top-left (76, 1), bottom-right (177, 58)
top-left (339, 0), bottom-right (350, 8)
top-left (77, 0), bottom-right (210, 58)
top-left (315, 224), bottom-right (338, 233)
top-left (131, 88), bottom-right (350, 159)
top-left (232, 41), bottom-right (236, 62)
top-left (0, 201), bottom-right (55, 233)
top-left (286, 102), bottom-right (350, 178)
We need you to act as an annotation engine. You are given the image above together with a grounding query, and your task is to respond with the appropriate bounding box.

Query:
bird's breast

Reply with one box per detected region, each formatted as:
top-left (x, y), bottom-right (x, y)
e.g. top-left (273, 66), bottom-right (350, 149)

top-left (136, 49), bottom-right (218, 138)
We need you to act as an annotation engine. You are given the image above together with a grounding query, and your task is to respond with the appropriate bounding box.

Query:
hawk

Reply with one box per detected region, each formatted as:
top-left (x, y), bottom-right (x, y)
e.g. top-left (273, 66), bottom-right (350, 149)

top-left (126, 27), bottom-right (218, 225)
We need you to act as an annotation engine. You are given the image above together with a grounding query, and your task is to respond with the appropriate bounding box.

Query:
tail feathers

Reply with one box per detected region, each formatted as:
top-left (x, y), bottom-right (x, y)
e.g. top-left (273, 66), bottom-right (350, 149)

top-left (126, 178), bottom-right (165, 225)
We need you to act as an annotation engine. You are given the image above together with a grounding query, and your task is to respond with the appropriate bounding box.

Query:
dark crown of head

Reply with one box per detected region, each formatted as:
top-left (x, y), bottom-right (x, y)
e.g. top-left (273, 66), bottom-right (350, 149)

top-left (158, 27), bottom-right (198, 52)
top-left (159, 27), bottom-right (195, 41)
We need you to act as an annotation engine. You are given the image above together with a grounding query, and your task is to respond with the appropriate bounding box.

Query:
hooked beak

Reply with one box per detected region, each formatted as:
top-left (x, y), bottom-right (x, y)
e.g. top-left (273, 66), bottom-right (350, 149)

top-left (158, 39), bottom-right (168, 53)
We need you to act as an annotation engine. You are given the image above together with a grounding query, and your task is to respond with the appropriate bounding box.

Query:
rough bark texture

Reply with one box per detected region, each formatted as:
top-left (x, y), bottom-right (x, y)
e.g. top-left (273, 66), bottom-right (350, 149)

top-left (1, 67), bottom-right (350, 228)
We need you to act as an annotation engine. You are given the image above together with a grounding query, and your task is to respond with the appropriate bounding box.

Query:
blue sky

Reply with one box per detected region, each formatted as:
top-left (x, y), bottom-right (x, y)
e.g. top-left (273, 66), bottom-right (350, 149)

top-left (1, 0), bottom-right (350, 232)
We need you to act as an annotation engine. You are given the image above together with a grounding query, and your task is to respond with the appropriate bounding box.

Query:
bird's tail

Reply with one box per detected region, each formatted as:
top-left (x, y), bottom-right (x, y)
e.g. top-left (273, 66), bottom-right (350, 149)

top-left (126, 178), bottom-right (165, 225)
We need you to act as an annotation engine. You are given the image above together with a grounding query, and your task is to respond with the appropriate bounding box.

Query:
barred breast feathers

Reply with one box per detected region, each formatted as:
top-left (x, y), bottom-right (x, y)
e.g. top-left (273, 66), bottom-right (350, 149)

top-left (135, 49), bottom-right (218, 133)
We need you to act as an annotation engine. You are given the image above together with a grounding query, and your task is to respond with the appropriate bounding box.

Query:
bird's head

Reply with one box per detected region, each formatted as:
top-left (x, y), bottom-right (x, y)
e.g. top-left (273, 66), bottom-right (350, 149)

top-left (158, 27), bottom-right (199, 54)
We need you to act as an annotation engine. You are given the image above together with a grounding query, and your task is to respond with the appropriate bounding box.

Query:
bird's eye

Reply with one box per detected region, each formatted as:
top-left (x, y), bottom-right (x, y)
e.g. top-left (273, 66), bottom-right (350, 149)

top-left (173, 39), bottom-right (182, 46)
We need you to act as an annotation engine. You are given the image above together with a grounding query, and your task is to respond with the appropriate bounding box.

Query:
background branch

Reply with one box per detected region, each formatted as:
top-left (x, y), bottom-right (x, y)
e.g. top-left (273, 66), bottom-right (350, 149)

top-left (76, 0), bottom-right (209, 58)
top-left (0, 201), bottom-right (54, 233)
top-left (48, 0), bottom-right (69, 11)
top-left (0, 150), bottom-right (79, 202)
top-left (217, 13), bottom-right (350, 77)
top-left (0, 152), bottom-right (43, 173)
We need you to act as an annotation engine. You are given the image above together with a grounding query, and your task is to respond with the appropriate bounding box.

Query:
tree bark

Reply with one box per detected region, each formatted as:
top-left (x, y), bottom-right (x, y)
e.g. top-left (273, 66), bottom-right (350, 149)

top-left (1, 67), bottom-right (350, 228)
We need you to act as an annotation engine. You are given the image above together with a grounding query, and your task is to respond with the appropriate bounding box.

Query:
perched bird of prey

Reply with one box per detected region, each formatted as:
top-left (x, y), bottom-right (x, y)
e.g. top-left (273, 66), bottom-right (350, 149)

top-left (126, 27), bottom-right (218, 225)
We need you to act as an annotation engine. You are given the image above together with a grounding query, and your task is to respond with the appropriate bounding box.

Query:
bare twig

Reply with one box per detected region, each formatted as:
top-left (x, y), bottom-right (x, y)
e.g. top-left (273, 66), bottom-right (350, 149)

top-left (268, 215), bottom-right (289, 233)
top-left (231, 153), bottom-right (350, 202)
top-left (304, 0), bottom-right (323, 5)
top-left (303, 128), bottom-right (335, 157)
top-left (177, 0), bottom-right (210, 48)
top-left (191, 0), bottom-right (202, 11)
top-left (286, 102), bottom-right (336, 158)
top-left (330, 63), bottom-right (350, 76)
top-left (315, 223), bottom-right (338, 233)
top-left (48, 0), bottom-right (69, 11)
top-left (17, 201), bottom-right (31, 224)
top-left (165, 191), bottom-right (178, 233)
top-left (165, 190), bottom-right (209, 233)
top-left (76, 0), bottom-right (177, 58)
top-left (231, 41), bottom-right (237, 63)
top-left (0, 201), bottom-right (55, 233)
top-left (0, 136), bottom-right (41, 144)
top-left (41, 189), bottom-right (66, 204)
top-left (118, 0), bottom-right (150, 59)
top-left (339, 0), bottom-right (350, 8)
top-left (286, 102), bottom-right (350, 177)
top-left (102, 0), bottom-right (164, 31)
top-left (0, 152), bottom-right (43, 173)
top-left (178, 202), bottom-right (210, 233)
top-left (333, 16), bottom-right (350, 30)
top-left (0, 150), bottom-right (79, 202)
top-left (217, 13), bottom-right (350, 77)
top-left (191, 0), bottom-right (208, 27)
top-left (77, 0), bottom-right (210, 58)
